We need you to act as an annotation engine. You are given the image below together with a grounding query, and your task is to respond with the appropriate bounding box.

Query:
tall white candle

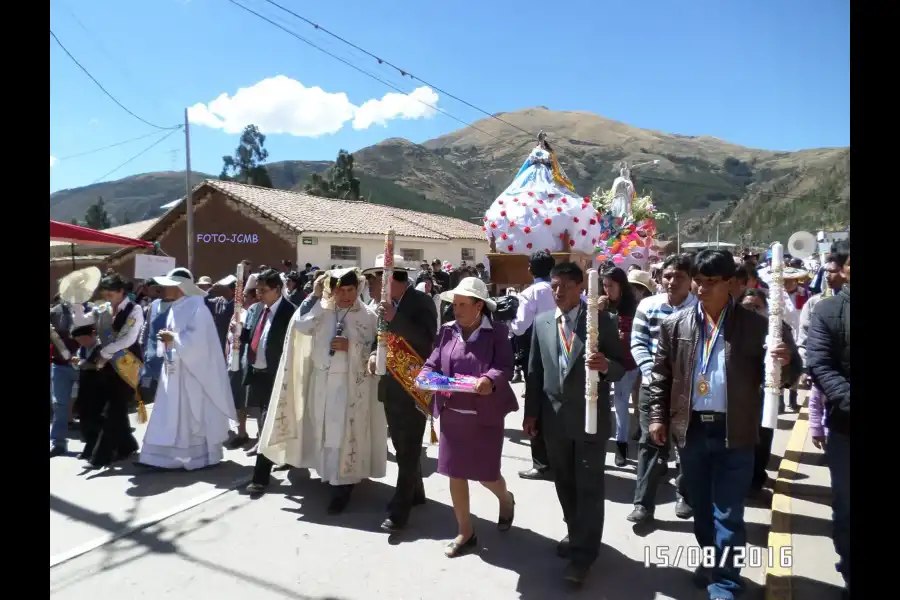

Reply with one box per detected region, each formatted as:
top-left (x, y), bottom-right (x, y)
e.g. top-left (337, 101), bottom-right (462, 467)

top-left (585, 269), bottom-right (600, 434)
top-left (762, 242), bottom-right (784, 429)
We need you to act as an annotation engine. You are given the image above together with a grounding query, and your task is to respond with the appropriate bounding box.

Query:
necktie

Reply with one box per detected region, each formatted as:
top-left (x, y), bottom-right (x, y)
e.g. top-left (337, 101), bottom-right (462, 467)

top-left (250, 306), bottom-right (270, 358)
top-left (558, 314), bottom-right (574, 375)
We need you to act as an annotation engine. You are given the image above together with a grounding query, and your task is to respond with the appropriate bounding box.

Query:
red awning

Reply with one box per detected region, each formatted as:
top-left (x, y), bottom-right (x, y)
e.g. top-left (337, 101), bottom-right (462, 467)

top-left (49, 220), bottom-right (154, 248)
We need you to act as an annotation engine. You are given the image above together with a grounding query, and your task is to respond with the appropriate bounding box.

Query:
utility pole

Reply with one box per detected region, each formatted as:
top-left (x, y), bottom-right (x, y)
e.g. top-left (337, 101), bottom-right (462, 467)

top-left (184, 108), bottom-right (194, 273)
top-left (675, 212), bottom-right (681, 254)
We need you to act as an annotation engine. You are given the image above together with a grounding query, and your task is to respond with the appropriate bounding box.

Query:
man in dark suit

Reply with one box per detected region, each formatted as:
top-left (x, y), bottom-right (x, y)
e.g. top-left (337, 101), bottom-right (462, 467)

top-left (365, 261), bottom-right (438, 533)
top-left (524, 262), bottom-right (626, 587)
top-left (236, 269), bottom-right (296, 490)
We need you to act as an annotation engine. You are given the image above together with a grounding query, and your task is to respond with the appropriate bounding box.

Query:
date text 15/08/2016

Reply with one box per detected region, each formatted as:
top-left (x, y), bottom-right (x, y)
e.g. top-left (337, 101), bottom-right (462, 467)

top-left (643, 545), bottom-right (793, 569)
top-left (197, 234), bottom-right (259, 244)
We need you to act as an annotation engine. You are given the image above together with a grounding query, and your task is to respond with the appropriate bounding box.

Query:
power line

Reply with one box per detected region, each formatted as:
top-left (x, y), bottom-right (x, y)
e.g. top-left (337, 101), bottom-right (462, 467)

top-left (50, 29), bottom-right (179, 131)
top-left (262, 0), bottom-right (534, 138)
top-left (90, 128), bottom-right (182, 184)
top-left (56, 130), bottom-right (171, 161)
top-left (222, 0), bottom-right (501, 141)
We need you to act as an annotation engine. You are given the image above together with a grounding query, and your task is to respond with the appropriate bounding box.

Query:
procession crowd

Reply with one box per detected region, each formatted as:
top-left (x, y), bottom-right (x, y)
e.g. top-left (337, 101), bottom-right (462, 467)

top-left (49, 243), bottom-right (851, 600)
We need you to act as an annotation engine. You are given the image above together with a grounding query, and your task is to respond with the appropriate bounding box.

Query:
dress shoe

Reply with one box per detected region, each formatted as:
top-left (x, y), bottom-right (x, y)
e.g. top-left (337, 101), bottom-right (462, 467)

top-left (245, 482), bottom-right (267, 496)
top-left (627, 505), bottom-right (654, 524)
top-left (225, 433), bottom-right (250, 450)
top-left (380, 516), bottom-right (407, 533)
top-left (674, 498), bottom-right (693, 519)
top-left (556, 535), bottom-right (570, 558)
top-left (563, 561), bottom-right (590, 587)
top-left (518, 467), bottom-right (551, 480)
top-left (49, 446), bottom-right (67, 458)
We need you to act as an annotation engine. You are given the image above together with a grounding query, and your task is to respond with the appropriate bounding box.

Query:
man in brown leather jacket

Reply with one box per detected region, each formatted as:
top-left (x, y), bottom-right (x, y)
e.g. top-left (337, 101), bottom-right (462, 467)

top-left (646, 249), bottom-right (801, 600)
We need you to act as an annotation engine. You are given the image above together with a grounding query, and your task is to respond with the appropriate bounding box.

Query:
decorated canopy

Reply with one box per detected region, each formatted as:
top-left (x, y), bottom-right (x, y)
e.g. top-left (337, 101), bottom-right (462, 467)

top-left (483, 134), bottom-right (601, 255)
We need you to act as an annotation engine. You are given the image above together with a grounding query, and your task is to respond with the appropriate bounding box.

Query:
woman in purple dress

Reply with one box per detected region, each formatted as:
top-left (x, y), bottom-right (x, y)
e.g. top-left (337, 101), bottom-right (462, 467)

top-left (420, 277), bottom-right (519, 558)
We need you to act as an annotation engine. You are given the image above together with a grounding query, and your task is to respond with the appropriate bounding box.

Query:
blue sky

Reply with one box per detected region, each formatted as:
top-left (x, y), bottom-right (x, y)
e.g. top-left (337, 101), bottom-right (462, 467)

top-left (49, 0), bottom-right (849, 194)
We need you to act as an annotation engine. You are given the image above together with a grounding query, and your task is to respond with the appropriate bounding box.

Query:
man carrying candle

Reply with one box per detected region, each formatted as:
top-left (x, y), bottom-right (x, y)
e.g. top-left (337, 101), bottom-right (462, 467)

top-left (646, 249), bottom-right (801, 600)
top-left (524, 262), bottom-right (626, 588)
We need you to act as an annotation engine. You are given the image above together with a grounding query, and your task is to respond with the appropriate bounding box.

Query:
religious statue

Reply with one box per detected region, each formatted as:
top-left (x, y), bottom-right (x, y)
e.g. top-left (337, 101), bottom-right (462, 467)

top-left (608, 164), bottom-right (636, 220)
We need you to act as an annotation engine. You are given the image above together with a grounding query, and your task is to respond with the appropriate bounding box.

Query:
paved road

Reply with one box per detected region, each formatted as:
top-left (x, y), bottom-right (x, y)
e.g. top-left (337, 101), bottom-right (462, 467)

top-left (766, 406), bottom-right (845, 600)
top-left (50, 385), bottom-right (830, 599)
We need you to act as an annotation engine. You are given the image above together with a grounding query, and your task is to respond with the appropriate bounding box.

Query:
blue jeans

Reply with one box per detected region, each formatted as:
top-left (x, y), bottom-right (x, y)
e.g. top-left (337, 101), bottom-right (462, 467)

top-left (824, 430), bottom-right (850, 590)
top-left (680, 414), bottom-right (754, 600)
top-left (612, 368), bottom-right (639, 442)
top-left (50, 363), bottom-right (78, 450)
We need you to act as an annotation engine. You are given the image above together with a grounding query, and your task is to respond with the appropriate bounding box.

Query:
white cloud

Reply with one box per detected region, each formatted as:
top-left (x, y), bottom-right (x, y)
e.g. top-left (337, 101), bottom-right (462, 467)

top-left (188, 75), bottom-right (438, 137)
top-left (50, 155), bottom-right (58, 167)
top-left (353, 86), bottom-right (439, 130)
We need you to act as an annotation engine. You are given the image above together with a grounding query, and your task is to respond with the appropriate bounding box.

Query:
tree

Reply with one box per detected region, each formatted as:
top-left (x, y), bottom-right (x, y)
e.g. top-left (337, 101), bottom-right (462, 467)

top-left (84, 196), bottom-right (112, 230)
top-left (220, 124), bottom-right (273, 188)
top-left (70, 218), bottom-right (79, 225)
top-left (304, 149), bottom-right (362, 200)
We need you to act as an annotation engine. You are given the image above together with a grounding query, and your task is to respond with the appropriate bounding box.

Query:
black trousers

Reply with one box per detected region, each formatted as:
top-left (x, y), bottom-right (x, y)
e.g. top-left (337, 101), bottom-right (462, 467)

top-left (633, 385), bottom-right (688, 511)
top-left (88, 367), bottom-right (139, 466)
top-left (752, 425), bottom-right (775, 491)
top-left (383, 395), bottom-right (426, 523)
top-left (78, 370), bottom-right (105, 458)
top-left (248, 369), bottom-right (276, 485)
top-left (527, 380), bottom-right (550, 471)
top-left (543, 411), bottom-right (606, 567)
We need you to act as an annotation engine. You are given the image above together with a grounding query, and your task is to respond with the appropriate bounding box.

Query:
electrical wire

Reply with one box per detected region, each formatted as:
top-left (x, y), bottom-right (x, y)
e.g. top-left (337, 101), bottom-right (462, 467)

top-left (262, 0), bottom-right (534, 138)
top-left (56, 130), bottom-right (172, 161)
top-left (222, 0), bottom-right (502, 141)
top-left (50, 29), bottom-right (179, 131)
top-left (90, 128), bottom-right (182, 184)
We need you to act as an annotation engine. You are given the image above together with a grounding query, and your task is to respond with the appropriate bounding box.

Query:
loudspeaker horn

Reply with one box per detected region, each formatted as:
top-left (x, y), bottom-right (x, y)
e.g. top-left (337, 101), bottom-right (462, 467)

top-left (786, 231), bottom-right (817, 260)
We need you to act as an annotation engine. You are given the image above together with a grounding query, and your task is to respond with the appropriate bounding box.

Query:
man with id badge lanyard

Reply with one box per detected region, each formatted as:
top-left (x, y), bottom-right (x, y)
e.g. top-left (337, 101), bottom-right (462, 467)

top-left (647, 250), bottom-right (800, 600)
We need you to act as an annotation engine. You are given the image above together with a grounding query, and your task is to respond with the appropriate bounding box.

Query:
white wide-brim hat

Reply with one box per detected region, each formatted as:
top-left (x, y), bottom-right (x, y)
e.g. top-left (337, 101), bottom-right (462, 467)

top-left (439, 276), bottom-right (496, 311)
top-left (153, 268), bottom-right (207, 297)
top-left (362, 254), bottom-right (413, 276)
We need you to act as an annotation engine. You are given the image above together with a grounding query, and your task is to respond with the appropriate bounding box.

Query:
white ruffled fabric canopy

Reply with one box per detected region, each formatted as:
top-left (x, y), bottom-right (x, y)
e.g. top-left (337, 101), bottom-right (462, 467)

top-left (483, 144), bottom-right (602, 255)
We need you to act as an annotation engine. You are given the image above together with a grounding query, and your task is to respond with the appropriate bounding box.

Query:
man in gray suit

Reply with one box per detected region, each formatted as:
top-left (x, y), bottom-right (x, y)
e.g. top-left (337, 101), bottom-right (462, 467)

top-left (524, 262), bottom-right (626, 588)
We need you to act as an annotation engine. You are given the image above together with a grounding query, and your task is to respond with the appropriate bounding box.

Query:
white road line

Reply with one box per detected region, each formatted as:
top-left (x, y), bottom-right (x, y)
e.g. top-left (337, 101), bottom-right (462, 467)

top-left (50, 473), bottom-right (252, 569)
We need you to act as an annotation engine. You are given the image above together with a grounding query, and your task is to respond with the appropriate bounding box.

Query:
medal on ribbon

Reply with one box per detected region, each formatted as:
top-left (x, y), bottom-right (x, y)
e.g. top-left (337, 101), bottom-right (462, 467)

top-left (697, 306), bottom-right (726, 397)
top-left (558, 317), bottom-right (576, 368)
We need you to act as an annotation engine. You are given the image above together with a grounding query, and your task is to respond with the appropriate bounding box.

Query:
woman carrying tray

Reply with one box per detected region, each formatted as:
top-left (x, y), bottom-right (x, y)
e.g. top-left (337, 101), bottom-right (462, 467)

top-left (417, 277), bottom-right (518, 558)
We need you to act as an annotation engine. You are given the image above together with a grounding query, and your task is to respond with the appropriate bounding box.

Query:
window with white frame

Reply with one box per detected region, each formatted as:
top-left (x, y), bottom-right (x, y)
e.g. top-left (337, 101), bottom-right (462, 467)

top-left (400, 248), bottom-right (424, 263)
top-left (461, 248), bottom-right (476, 262)
top-left (330, 245), bottom-right (360, 262)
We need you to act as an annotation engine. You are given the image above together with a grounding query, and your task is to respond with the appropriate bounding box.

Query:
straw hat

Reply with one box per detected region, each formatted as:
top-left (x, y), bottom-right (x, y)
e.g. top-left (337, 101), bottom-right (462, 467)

top-left (439, 277), bottom-right (496, 311)
top-left (59, 267), bottom-right (102, 305)
top-left (627, 269), bottom-right (655, 294)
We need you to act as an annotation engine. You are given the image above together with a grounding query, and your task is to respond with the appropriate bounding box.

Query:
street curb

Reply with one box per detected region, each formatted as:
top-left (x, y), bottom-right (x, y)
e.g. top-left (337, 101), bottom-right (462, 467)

top-left (49, 473), bottom-right (252, 569)
top-left (764, 407), bottom-right (809, 600)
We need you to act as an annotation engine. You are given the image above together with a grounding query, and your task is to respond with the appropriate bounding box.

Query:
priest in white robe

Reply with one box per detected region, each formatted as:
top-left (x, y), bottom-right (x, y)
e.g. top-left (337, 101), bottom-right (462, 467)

top-left (254, 268), bottom-right (387, 514)
top-left (136, 268), bottom-right (237, 470)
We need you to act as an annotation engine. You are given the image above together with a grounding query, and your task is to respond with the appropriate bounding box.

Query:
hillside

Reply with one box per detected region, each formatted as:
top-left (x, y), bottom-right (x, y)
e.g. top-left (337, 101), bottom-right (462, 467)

top-left (49, 107), bottom-right (849, 242)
